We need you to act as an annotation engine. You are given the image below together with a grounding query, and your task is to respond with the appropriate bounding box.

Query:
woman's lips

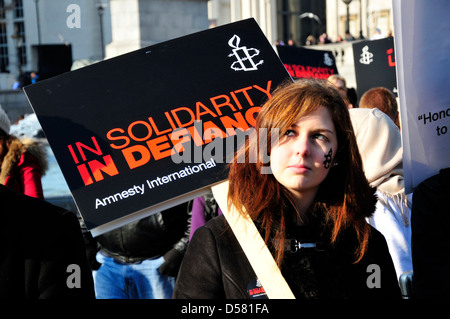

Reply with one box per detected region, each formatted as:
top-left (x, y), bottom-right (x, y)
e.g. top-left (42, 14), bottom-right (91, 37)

top-left (288, 163), bottom-right (311, 173)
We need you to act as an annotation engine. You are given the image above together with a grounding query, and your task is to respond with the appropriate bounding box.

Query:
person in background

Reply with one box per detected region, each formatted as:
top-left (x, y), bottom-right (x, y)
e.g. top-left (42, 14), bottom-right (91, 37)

top-left (327, 74), bottom-right (356, 109)
top-left (345, 31), bottom-right (355, 41)
top-left (305, 35), bottom-right (316, 46)
top-left (359, 87), bottom-right (400, 129)
top-left (0, 107), bottom-right (47, 199)
top-left (287, 38), bottom-right (296, 46)
top-left (94, 202), bottom-right (191, 299)
top-left (371, 28), bottom-right (384, 40)
top-left (0, 183), bottom-right (95, 299)
top-left (188, 193), bottom-right (222, 241)
top-left (319, 33), bottom-right (332, 44)
top-left (30, 71), bottom-right (39, 84)
top-left (411, 167), bottom-right (450, 298)
top-left (174, 79), bottom-right (401, 299)
top-left (350, 108), bottom-right (412, 280)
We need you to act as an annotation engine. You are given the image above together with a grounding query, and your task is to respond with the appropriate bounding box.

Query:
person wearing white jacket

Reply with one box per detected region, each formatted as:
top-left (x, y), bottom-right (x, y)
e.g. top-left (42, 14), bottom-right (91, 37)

top-left (350, 107), bottom-right (412, 280)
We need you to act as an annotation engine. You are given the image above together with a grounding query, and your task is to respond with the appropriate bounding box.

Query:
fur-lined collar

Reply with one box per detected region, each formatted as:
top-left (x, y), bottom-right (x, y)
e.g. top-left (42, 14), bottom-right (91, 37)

top-left (0, 137), bottom-right (48, 184)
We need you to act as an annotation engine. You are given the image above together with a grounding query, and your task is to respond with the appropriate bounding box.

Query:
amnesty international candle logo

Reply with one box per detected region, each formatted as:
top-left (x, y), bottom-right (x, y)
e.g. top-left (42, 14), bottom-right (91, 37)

top-left (323, 53), bottom-right (334, 67)
top-left (24, 18), bottom-right (292, 235)
top-left (359, 45), bottom-right (374, 65)
top-left (228, 34), bottom-right (264, 71)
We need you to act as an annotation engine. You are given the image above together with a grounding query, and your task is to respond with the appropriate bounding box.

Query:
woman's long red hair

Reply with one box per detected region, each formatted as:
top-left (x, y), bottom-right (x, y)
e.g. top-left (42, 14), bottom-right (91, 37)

top-left (227, 79), bottom-right (376, 266)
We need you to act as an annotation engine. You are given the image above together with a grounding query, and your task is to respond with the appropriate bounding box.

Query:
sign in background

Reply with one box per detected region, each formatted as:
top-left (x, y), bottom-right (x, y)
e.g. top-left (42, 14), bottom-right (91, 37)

top-left (393, 0), bottom-right (450, 193)
top-left (24, 19), bottom-right (292, 236)
top-left (352, 37), bottom-right (397, 101)
top-left (276, 45), bottom-right (338, 80)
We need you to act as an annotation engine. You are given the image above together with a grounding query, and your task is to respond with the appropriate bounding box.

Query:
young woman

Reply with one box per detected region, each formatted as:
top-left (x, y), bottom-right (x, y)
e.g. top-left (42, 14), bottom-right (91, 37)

top-left (173, 80), bottom-right (401, 299)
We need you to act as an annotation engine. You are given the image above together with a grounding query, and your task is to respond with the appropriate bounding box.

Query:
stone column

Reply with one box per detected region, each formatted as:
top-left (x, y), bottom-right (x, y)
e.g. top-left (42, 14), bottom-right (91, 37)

top-left (106, 0), bottom-right (209, 59)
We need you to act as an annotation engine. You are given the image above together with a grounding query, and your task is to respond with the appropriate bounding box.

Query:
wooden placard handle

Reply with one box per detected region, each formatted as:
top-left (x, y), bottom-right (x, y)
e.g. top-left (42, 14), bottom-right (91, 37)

top-left (211, 181), bottom-right (295, 299)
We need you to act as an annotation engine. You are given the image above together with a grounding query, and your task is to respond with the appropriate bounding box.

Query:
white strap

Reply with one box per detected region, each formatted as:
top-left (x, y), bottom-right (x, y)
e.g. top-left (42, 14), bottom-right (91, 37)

top-left (211, 181), bottom-right (295, 299)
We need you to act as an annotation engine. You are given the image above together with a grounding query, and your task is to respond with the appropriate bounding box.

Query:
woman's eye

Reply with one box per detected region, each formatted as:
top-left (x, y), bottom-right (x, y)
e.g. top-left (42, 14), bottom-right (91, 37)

top-left (284, 129), bottom-right (296, 137)
top-left (313, 133), bottom-right (329, 141)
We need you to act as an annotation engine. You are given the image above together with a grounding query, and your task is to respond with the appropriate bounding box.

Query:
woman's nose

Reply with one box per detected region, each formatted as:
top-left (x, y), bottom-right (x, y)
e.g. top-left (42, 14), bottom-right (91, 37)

top-left (295, 136), bottom-right (311, 157)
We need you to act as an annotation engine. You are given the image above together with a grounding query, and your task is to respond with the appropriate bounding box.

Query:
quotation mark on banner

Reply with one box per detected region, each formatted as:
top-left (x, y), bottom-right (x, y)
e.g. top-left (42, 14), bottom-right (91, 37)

top-left (66, 4), bottom-right (81, 29)
top-left (228, 35), bottom-right (264, 71)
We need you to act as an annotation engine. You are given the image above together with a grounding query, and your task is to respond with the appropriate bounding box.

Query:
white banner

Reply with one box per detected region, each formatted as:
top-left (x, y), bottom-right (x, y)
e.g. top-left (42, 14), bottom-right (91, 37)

top-left (392, 0), bottom-right (450, 193)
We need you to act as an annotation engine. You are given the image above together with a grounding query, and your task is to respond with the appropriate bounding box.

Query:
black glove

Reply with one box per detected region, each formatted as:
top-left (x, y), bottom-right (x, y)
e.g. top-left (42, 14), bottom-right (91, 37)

top-left (158, 248), bottom-right (184, 277)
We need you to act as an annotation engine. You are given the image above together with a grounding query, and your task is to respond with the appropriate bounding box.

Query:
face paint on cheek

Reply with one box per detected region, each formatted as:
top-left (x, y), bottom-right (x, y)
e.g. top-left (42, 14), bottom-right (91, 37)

top-left (323, 148), bottom-right (333, 169)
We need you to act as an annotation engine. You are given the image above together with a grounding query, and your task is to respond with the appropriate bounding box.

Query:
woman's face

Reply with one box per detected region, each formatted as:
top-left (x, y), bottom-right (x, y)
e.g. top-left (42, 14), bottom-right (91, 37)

top-left (270, 106), bottom-right (338, 202)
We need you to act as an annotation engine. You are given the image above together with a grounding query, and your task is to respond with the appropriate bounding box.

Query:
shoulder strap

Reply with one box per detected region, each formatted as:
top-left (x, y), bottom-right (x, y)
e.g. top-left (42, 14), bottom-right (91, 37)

top-left (211, 181), bottom-right (295, 299)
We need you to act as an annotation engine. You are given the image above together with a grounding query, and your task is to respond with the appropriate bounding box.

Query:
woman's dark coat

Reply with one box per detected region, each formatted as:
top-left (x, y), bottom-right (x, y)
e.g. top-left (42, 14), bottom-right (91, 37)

top-left (174, 215), bottom-right (401, 299)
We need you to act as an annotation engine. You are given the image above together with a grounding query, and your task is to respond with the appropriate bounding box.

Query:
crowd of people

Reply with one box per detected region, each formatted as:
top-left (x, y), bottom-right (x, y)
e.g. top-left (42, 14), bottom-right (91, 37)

top-left (0, 73), bottom-right (445, 300)
top-left (280, 28), bottom-right (393, 47)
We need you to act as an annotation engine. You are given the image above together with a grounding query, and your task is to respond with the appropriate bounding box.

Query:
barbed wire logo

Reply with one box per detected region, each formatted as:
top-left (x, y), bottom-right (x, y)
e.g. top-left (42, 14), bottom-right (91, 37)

top-left (228, 35), bottom-right (264, 71)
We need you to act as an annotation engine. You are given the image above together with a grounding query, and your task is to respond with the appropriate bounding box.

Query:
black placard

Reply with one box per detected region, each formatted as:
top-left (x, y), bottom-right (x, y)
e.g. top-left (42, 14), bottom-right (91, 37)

top-left (276, 45), bottom-right (338, 80)
top-left (352, 37), bottom-right (397, 100)
top-left (24, 19), bottom-right (292, 236)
